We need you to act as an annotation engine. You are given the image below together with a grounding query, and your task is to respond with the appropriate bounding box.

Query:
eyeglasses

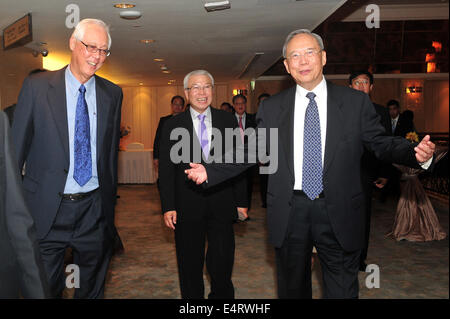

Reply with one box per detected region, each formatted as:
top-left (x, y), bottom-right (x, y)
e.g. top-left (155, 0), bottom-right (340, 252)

top-left (186, 84), bottom-right (213, 93)
top-left (353, 80), bottom-right (370, 86)
top-left (78, 40), bottom-right (111, 57)
top-left (287, 49), bottom-right (321, 61)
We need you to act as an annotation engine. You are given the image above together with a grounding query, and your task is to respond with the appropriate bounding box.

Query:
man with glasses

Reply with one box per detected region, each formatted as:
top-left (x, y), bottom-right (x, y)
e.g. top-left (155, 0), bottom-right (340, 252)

top-left (159, 70), bottom-right (248, 298)
top-left (349, 70), bottom-right (391, 272)
top-left (185, 29), bottom-right (435, 298)
top-left (12, 19), bottom-right (122, 298)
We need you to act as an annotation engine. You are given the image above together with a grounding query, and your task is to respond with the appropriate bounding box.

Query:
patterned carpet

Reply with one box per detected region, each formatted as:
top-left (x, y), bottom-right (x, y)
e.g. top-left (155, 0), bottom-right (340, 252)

top-left (102, 184), bottom-right (448, 299)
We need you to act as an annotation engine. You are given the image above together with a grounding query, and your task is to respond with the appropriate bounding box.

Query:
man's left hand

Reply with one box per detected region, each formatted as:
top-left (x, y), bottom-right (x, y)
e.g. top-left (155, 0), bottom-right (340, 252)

top-left (415, 135), bottom-right (435, 163)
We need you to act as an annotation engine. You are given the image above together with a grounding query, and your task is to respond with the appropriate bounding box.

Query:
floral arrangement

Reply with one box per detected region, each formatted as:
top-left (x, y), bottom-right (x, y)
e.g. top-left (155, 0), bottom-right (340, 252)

top-left (405, 131), bottom-right (419, 143)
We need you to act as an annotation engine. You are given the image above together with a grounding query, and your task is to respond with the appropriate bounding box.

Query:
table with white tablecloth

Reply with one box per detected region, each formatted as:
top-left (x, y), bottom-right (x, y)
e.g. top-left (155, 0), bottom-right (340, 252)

top-left (118, 149), bottom-right (156, 184)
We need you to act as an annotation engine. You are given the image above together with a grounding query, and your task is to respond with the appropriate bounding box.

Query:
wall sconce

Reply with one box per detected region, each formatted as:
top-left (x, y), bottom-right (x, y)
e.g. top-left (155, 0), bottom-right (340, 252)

top-left (405, 86), bottom-right (422, 94)
top-left (432, 41), bottom-right (442, 53)
top-left (233, 89), bottom-right (248, 96)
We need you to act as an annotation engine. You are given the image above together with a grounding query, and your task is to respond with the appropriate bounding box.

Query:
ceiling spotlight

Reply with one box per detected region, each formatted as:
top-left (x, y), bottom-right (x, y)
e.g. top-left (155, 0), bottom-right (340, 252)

top-left (160, 65), bottom-right (168, 70)
top-left (162, 70), bottom-right (171, 74)
top-left (114, 3), bottom-right (136, 9)
top-left (204, 0), bottom-right (231, 12)
top-left (153, 58), bottom-right (164, 62)
top-left (120, 10), bottom-right (142, 19)
top-left (140, 39), bottom-right (155, 44)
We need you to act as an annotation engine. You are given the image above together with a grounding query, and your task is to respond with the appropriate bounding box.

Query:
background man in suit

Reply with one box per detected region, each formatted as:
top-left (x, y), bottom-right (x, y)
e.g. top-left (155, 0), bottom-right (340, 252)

top-left (388, 99), bottom-right (415, 138)
top-left (12, 19), bottom-right (123, 298)
top-left (153, 95), bottom-right (185, 175)
top-left (0, 111), bottom-right (49, 298)
top-left (159, 70), bottom-right (247, 299)
top-left (233, 94), bottom-right (256, 219)
top-left (185, 29), bottom-right (435, 298)
top-left (348, 70), bottom-right (392, 271)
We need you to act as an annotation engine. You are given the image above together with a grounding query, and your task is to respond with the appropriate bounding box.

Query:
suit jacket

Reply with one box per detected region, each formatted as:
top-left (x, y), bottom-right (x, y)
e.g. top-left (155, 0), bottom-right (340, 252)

top-left (153, 114), bottom-right (172, 160)
top-left (244, 113), bottom-right (257, 129)
top-left (206, 81), bottom-right (419, 251)
top-left (0, 111), bottom-right (49, 298)
top-left (159, 107), bottom-right (247, 220)
top-left (12, 67), bottom-right (123, 239)
top-left (3, 104), bottom-right (16, 126)
top-left (361, 102), bottom-right (392, 180)
top-left (393, 113), bottom-right (415, 138)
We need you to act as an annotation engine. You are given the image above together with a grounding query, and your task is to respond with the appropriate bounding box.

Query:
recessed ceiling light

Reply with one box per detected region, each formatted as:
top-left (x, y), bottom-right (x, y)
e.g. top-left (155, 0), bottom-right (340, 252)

top-left (153, 58), bottom-right (164, 62)
top-left (160, 65), bottom-right (168, 70)
top-left (140, 39), bottom-right (155, 44)
top-left (139, 82), bottom-right (143, 85)
top-left (162, 70), bottom-right (171, 74)
top-left (120, 10), bottom-right (142, 19)
top-left (114, 3), bottom-right (135, 9)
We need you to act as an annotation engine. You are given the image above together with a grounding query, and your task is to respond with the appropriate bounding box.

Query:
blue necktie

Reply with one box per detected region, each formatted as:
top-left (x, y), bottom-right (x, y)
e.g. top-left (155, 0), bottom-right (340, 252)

top-left (302, 92), bottom-right (323, 200)
top-left (197, 114), bottom-right (209, 160)
top-left (73, 84), bottom-right (92, 186)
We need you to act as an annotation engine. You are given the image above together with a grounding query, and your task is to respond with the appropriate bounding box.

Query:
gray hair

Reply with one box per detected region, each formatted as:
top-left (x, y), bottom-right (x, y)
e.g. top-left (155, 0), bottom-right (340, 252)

top-left (282, 29), bottom-right (324, 58)
top-left (72, 18), bottom-right (112, 49)
top-left (183, 70), bottom-right (215, 89)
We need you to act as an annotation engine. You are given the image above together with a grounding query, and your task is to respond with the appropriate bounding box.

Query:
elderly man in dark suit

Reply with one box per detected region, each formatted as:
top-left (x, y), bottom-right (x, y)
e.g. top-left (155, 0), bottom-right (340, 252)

top-left (12, 18), bottom-right (122, 298)
top-left (0, 111), bottom-right (49, 298)
top-left (185, 29), bottom-right (435, 298)
top-left (159, 70), bottom-right (247, 299)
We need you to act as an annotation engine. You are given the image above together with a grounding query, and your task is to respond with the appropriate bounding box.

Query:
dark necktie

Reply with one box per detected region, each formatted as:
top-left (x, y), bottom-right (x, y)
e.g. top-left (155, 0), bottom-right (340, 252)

top-left (73, 84), bottom-right (92, 186)
top-left (302, 92), bottom-right (323, 200)
top-left (197, 114), bottom-right (209, 160)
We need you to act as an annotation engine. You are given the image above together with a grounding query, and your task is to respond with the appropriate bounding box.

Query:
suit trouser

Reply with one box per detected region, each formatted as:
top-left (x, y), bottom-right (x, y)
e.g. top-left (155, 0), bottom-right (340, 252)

top-left (38, 190), bottom-right (113, 298)
top-left (360, 171), bottom-right (374, 265)
top-left (275, 192), bottom-right (360, 299)
top-left (174, 212), bottom-right (235, 299)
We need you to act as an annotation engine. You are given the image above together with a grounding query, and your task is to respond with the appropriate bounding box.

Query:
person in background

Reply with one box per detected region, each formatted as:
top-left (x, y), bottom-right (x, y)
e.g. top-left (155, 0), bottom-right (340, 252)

top-left (220, 102), bottom-right (234, 113)
top-left (153, 95), bottom-right (185, 183)
top-left (0, 110), bottom-right (49, 298)
top-left (233, 94), bottom-right (256, 220)
top-left (348, 70), bottom-right (391, 271)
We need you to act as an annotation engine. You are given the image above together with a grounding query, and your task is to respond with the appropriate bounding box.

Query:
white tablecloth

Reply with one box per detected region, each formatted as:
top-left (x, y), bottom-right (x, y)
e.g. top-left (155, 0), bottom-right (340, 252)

top-left (118, 149), bottom-right (156, 184)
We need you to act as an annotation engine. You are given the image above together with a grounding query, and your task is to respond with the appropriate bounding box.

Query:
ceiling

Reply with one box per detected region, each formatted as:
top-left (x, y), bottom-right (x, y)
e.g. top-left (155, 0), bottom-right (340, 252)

top-left (0, 0), bottom-right (347, 86)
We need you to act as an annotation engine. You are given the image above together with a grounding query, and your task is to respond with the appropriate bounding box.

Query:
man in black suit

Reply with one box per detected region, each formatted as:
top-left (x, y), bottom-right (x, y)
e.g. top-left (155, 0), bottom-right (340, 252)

top-left (0, 111), bottom-right (49, 298)
top-left (185, 29), bottom-right (435, 298)
top-left (159, 70), bottom-right (248, 299)
top-left (388, 99), bottom-right (415, 138)
top-left (349, 70), bottom-right (392, 271)
top-left (257, 93), bottom-right (271, 208)
top-left (153, 95), bottom-right (185, 176)
top-left (12, 19), bottom-right (123, 298)
top-left (233, 94), bottom-right (257, 219)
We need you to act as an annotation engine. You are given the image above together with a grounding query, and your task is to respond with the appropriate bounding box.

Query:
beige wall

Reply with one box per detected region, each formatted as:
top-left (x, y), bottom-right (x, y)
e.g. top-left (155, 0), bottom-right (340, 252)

top-left (254, 76), bottom-right (449, 134)
top-left (0, 39), bottom-right (42, 109)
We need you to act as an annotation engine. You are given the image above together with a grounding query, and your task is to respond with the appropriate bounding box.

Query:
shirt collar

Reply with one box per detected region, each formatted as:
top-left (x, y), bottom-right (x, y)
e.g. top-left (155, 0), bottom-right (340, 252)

top-left (65, 65), bottom-right (95, 98)
top-left (190, 106), bottom-right (211, 122)
top-left (296, 76), bottom-right (327, 100)
top-left (235, 112), bottom-right (246, 120)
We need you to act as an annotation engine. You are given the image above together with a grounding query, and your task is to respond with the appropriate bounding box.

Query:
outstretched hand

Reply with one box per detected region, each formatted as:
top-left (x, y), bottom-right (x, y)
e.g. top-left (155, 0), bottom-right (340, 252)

top-left (185, 163), bottom-right (208, 185)
top-left (414, 135), bottom-right (435, 164)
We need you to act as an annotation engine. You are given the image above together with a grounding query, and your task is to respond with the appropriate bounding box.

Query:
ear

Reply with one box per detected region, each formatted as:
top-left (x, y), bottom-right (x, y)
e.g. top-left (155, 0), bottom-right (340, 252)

top-left (321, 50), bottom-right (327, 67)
top-left (184, 89), bottom-right (189, 101)
top-left (69, 36), bottom-right (76, 51)
top-left (369, 84), bottom-right (374, 92)
top-left (283, 59), bottom-right (291, 75)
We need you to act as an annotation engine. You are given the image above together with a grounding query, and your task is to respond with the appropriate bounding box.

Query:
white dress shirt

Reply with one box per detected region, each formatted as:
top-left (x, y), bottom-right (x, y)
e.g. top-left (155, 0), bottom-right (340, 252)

top-left (235, 112), bottom-right (246, 128)
top-left (293, 76), bottom-right (327, 190)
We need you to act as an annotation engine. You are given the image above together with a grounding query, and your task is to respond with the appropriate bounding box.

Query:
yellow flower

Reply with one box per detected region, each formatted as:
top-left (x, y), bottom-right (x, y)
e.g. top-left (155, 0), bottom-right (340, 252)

top-left (405, 131), bottom-right (419, 142)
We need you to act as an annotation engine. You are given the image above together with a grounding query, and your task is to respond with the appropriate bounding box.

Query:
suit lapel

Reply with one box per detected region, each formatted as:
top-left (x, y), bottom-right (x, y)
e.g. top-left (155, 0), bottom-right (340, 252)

top-left (95, 76), bottom-right (112, 163)
top-left (47, 67), bottom-right (69, 165)
top-left (323, 81), bottom-right (344, 175)
top-left (278, 87), bottom-right (296, 179)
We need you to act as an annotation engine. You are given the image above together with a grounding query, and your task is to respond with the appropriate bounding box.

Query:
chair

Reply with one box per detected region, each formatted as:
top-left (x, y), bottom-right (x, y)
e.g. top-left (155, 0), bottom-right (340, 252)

top-left (126, 142), bottom-right (144, 150)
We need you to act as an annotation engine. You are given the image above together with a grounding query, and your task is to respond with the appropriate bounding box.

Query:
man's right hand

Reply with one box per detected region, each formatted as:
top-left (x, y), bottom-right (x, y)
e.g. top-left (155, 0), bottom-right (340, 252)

top-left (164, 210), bottom-right (177, 230)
